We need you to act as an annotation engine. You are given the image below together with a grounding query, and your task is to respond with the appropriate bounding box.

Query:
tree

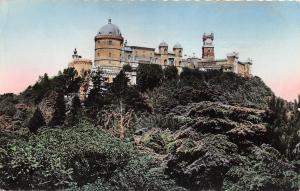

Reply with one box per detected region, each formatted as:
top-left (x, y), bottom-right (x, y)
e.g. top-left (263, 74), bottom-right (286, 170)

top-left (28, 108), bottom-right (45, 133)
top-left (124, 86), bottom-right (151, 112)
top-left (49, 91), bottom-right (66, 126)
top-left (110, 70), bottom-right (130, 139)
top-left (26, 73), bottom-right (52, 103)
top-left (122, 64), bottom-right (132, 72)
top-left (163, 65), bottom-right (178, 80)
top-left (85, 68), bottom-right (105, 117)
top-left (111, 70), bottom-right (129, 99)
top-left (136, 64), bottom-right (163, 92)
top-left (52, 68), bottom-right (82, 94)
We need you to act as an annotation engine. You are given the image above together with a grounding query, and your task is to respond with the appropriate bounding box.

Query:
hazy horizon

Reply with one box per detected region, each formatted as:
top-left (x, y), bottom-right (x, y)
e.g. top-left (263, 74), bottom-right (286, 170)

top-left (0, 1), bottom-right (299, 101)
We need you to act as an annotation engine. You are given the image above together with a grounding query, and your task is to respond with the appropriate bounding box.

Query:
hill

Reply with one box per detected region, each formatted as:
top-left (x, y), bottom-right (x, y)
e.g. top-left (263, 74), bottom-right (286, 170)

top-left (0, 66), bottom-right (299, 190)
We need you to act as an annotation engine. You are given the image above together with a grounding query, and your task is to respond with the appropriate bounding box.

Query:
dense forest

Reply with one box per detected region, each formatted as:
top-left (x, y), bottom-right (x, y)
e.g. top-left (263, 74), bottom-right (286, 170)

top-left (0, 65), bottom-right (299, 190)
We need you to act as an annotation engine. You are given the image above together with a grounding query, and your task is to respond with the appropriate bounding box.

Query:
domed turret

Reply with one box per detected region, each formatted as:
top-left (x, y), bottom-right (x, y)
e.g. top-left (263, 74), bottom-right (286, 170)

top-left (97, 18), bottom-right (122, 37)
top-left (173, 42), bottom-right (183, 49)
top-left (159, 41), bottom-right (168, 47)
top-left (94, 19), bottom-right (124, 70)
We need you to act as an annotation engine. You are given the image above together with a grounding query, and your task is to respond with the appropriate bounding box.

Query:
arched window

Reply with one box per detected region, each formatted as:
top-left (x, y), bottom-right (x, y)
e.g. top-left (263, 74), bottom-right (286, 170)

top-left (109, 52), bottom-right (112, 57)
top-left (164, 59), bottom-right (167, 65)
top-left (164, 48), bottom-right (167, 54)
top-left (109, 40), bottom-right (112, 45)
top-left (128, 55), bottom-right (131, 60)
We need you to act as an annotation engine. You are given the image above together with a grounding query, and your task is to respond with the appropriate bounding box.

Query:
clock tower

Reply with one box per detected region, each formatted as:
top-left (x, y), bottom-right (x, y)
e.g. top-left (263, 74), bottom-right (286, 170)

top-left (202, 33), bottom-right (215, 60)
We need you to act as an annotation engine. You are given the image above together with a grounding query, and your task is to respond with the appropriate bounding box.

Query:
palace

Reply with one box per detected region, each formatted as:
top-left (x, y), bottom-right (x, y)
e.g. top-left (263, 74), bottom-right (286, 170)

top-left (69, 19), bottom-right (252, 85)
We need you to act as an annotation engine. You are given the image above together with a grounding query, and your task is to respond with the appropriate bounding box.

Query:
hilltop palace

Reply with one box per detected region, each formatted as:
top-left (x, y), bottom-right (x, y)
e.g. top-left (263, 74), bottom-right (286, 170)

top-left (69, 19), bottom-right (252, 88)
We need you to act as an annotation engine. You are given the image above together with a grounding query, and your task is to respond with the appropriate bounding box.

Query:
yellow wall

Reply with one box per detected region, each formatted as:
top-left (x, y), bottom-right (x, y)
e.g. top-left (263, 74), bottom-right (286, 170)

top-left (173, 48), bottom-right (182, 67)
top-left (94, 38), bottom-right (123, 68)
top-left (132, 48), bottom-right (155, 59)
top-left (69, 59), bottom-right (92, 77)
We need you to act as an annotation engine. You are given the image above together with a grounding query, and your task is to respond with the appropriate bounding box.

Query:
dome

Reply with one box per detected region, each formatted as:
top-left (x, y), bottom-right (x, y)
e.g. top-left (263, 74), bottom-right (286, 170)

top-left (159, 41), bottom-right (168, 47)
top-left (97, 19), bottom-right (122, 37)
top-left (173, 42), bottom-right (183, 49)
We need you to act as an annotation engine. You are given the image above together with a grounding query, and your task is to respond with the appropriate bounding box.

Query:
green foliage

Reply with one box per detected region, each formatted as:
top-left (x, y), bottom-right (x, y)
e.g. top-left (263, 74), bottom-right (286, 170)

top-left (148, 69), bottom-right (272, 114)
top-left (71, 156), bottom-right (185, 191)
top-left (266, 95), bottom-right (300, 159)
top-left (110, 70), bottom-right (129, 99)
top-left (0, 93), bottom-right (18, 116)
top-left (223, 144), bottom-right (299, 191)
top-left (28, 108), bottom-right (45, 133)
top-left (0, 124), bottom-right (135, 189)
top-left (85, 68), bottom-right (106, 116)
top-left (124, 86), bottom-right (151, 112)
top-left (65, 95), bottom-right (82, 126)
top-left (21, 69), bottom-right (82, 104)
top-left (137, 63), bottom-right (163, 92)
top-left (110, 71), bottom-right (150, 112)
top-left (163, 65), bottom-right (178, 80)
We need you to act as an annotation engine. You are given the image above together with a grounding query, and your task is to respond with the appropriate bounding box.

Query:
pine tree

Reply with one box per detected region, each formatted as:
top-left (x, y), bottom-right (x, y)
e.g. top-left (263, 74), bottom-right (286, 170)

top-left (111, 70), bottom-right (129, 98)
top-left (85, 68), bottom-right (105, 116)
top-left (67, 95), bottom-right (81, 126)
top-left (50, 91), bottom-right (66, 126)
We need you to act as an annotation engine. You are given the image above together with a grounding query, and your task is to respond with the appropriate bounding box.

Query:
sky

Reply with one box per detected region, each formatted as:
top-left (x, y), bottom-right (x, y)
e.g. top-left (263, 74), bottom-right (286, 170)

top-left (0, 0), bottom-right (300, 101)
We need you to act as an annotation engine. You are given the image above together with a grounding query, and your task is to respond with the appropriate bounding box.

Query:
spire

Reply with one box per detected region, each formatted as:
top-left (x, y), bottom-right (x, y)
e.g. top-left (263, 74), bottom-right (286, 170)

top-left (72, 48), bottom-right (78, 59)
top-left (108, 18), bottom-right (111, 24)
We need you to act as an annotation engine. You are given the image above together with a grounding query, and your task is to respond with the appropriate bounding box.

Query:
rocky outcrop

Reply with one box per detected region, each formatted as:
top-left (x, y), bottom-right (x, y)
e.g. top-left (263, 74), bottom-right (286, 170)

top-left (38, 91), bottom-right (65, 126)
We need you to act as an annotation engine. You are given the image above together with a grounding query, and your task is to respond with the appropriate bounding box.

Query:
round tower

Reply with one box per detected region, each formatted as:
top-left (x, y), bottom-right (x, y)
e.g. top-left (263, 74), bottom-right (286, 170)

top-left (159, 41), bottom-right (168, 55)
top-left (159, 41), bottom-right (168, 65)
top-left (94, 19), bottom-right (124, 69)
top-left (173, 43), bottom-right (183, 67)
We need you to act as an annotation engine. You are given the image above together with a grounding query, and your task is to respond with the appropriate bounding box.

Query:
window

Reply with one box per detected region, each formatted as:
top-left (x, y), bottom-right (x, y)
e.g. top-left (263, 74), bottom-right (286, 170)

top-left (164, 59), bottom-right (167, 64)
top-left (109, 52), bottom-right (112, 57)
top-left (97, 52), bottom-right (100, 56)
top-left (179, 50), bottom-right (182, 54)
top-left (109, 40), bottom-right (112, 45)
top-left (164, 48), bottom-right (167, 54)
top-left (128, 55), bottom-right (131, 60)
